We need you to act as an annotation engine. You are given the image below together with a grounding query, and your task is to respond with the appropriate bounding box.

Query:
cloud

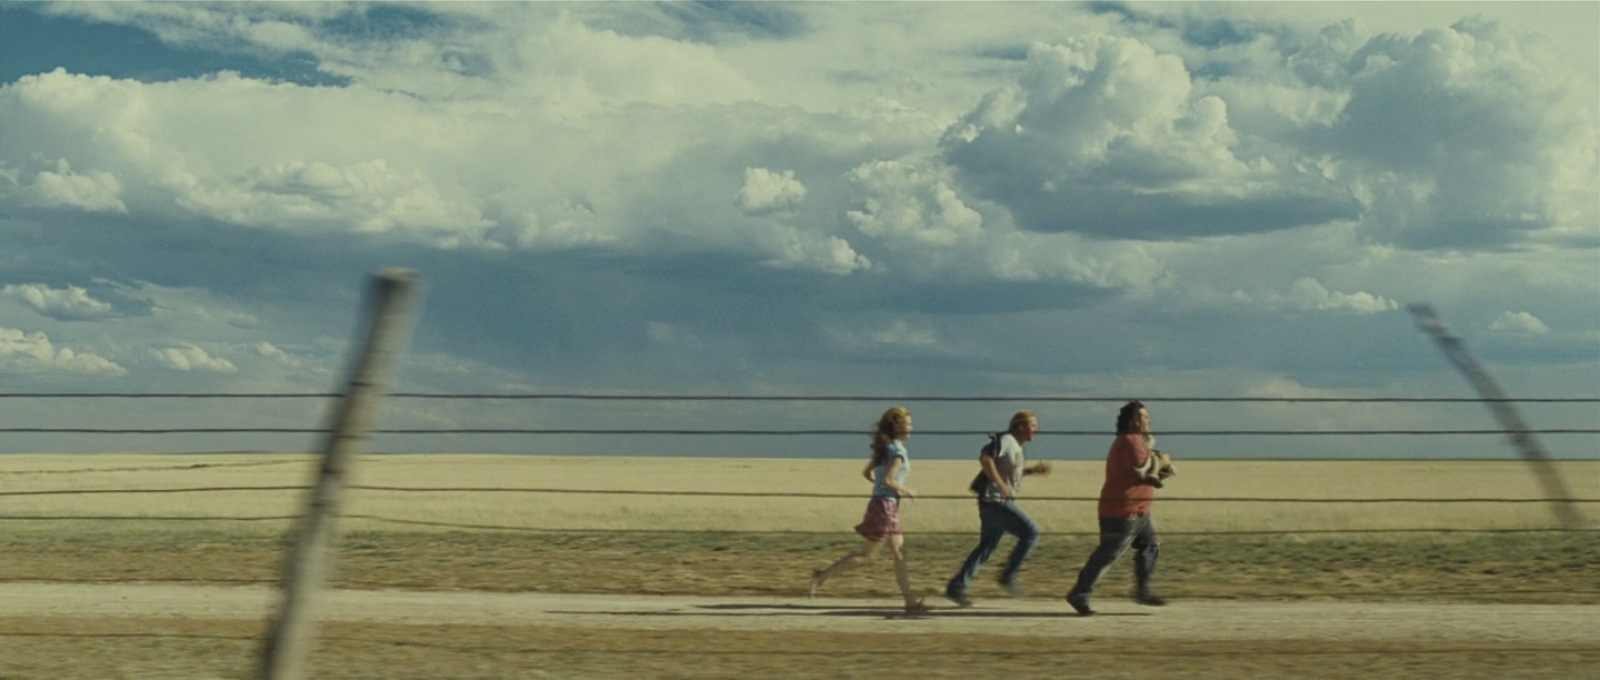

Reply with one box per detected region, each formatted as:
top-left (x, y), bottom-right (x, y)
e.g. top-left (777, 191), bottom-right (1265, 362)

top-left (0, 4), bottom-right (1593, 460)
top-left (847, 159), bottom-right (984, 248)
top-left (1489, 311), bottom-right (1551, 335)
top-left (940, 36), bottom-right (1360, 240)
top-left (761, 231), bottom-right (871, 275)
top-left (1302, 18), bottom-right (1599, 249)
top-left (2, 283), bottom-right (117, 321)
top-left (184, 157), bottom-right (491, 244)
top-left (1284, 277), bottom-right (1400, 314)
top-left (842, 157), bottom-right (1170, 292)
top-left (0, 326), bottom-right (127, 376)
top-left (1214, 274), bottom-right (1400, 315)
top-left (735, 167), bottom-right (806, 215)
top-left (37, 2), bottom-right (336, 57)
top-left (825, 318), bottom-right (947, 355)
top-left (253, 341), bottom-right (292, 361)
top-left (151, 343), bottom-right (238, 373)
top-left (4, 158), bottom-right (127, 213)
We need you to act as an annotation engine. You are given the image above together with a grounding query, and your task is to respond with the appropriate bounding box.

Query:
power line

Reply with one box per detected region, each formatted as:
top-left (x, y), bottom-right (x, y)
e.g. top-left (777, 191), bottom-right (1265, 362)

top-left (1, 392), bottom-right (1595, 403)
top-left (6, 485), bottom-right (1595, 504)
top-left (3, 427), bottom-right (1595, 435)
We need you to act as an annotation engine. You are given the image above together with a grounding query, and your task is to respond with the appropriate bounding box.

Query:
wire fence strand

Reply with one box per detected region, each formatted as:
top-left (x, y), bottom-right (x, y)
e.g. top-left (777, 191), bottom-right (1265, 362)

top-left (5, 427), bottom-right (1596, 436)
top-left (2, 392), bottom-right (1597, 403)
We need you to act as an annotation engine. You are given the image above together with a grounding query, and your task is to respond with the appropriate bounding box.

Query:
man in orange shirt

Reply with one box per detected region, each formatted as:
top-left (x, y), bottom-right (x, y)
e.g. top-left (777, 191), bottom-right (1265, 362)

top-left (1065, 400), bottom-right (1171, 616)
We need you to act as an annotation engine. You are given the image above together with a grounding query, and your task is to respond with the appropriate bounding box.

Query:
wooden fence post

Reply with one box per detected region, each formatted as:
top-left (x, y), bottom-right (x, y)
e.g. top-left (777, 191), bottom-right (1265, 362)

top-left (259, 269), bottom-right (424, 680)
top-left (1409, 303), bottom-right (1584, 530)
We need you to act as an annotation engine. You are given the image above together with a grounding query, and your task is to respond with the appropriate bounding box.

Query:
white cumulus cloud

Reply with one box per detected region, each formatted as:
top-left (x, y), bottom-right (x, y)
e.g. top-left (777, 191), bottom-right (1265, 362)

top-left (182, 158), bottom-right (492, 245)
top-left (1488, 311), bottom-right (1551, 335)
top-left (843, 157), bottom-right (1169, 290)
top-left (2, 283), bottom-right (117, 320)
top-left (847, 159), bottom-right (985, 248)
top-left (253, 341), bottom-right (291, 360)
top-left (151, 343), bottom-right (238, 373)
top-left (1310, 18), bottom-right (1599, 248)
top-left (941, 35), bottom-right (1358, 239)
top-left (0, 326), bottom-right (127, 376)
top-left (827, 318), bottom-right (946, 353)
top-left (8, 158), bottom-right (127, 213)
top-left (736, 167), bottom-right (807, 215)
top-left (1285, 278), bottom-right (1399, 314)
top-left (763, 230), bottom-right (871, 275)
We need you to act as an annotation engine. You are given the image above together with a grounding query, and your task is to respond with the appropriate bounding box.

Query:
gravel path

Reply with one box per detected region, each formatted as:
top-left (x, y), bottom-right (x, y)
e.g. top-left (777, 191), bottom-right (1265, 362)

top-left (3, 582), bottom-right (1595, 645)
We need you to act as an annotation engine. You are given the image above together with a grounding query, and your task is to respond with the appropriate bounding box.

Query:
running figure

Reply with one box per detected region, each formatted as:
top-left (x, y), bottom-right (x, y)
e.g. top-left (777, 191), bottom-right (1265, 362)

top-left (1065, 400), bottom-right (1172, 615)
top-left (945, 410), bottom-right (1051, 606)
top-left (809, 406), bottom-right (929, 616)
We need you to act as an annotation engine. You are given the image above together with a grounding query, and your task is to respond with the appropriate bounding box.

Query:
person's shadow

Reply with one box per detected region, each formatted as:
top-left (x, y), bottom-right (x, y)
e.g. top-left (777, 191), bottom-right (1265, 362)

top-left (551, 602), bottom-right (1150, 620)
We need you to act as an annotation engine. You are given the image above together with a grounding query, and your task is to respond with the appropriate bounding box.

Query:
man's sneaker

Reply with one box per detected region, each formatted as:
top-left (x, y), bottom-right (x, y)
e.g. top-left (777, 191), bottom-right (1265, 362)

top-left (999, 579), bottom-right (1020, 598)
top-left (945, 587), bottom-right (973, 608)
top-left (1065, 590), bottom-right (1094, 616)
top-left (1134, 591), bottom-right (1167, 607)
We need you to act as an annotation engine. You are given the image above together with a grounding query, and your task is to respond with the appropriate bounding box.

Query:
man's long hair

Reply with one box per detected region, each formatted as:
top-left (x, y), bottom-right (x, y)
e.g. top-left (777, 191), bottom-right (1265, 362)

top-left (1115, 400), bottom-right (1146, 435)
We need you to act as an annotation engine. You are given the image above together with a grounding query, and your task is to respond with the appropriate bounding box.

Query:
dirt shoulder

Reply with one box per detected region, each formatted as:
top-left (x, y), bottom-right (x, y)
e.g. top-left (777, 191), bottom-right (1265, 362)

top-left (5, 583), bottom-right (1598, 680)
top-left (4, 582), bottom-right (1597, 643)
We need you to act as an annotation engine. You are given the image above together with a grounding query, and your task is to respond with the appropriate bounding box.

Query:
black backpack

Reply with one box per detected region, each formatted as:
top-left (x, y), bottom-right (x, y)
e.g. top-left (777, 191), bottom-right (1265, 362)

top-left (967, 432), bottom-right (1005, 494)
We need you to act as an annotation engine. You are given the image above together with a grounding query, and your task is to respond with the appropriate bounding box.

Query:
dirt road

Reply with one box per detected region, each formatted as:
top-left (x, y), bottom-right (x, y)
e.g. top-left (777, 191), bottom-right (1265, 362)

top-left (4, 582), bottom-right (1596, 643)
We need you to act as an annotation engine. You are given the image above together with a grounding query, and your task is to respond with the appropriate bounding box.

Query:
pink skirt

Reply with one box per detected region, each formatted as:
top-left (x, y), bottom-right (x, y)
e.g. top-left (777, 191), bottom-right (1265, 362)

top-left (854, 497), bottom-right (902, 542)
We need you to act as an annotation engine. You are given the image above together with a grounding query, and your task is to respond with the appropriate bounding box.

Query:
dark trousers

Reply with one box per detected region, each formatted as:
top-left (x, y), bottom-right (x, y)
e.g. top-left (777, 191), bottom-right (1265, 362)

top-left (946, 501), bottom-right (1039, 594)
top-left (1069, 515), bottom-right (1160, 597)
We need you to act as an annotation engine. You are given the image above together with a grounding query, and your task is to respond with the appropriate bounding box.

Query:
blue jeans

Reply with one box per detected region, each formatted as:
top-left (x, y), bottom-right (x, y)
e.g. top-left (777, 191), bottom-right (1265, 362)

top-left (1069, 515), bottom-right (1160, 597)
top-left (946, 501), bottom-right (1040, 595)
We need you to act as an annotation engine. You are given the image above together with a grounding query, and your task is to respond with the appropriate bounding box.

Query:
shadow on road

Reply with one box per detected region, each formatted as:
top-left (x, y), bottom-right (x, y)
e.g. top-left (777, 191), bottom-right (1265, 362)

top-left (548, 602), bottom-right (1151, 620)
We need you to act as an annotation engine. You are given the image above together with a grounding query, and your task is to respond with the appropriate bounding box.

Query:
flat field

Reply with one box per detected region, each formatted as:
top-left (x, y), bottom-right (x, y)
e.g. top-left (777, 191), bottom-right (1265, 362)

top-left (1, 454), bottom-right (1596, 679)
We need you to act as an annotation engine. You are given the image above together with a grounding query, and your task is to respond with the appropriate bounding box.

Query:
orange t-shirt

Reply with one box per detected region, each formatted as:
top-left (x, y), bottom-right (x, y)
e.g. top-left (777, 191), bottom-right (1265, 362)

top-left (1097, 433), bottom-right (1155, 518)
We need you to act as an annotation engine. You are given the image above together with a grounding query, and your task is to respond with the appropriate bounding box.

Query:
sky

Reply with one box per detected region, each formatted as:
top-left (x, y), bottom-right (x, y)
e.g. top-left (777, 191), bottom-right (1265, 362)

top-left (0, 1), bottom-right (1596, 462)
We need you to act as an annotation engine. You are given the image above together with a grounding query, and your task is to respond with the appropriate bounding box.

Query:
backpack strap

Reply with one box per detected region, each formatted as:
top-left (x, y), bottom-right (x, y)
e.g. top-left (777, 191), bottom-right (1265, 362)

top-left (969, 432), bottom-right (1006, 495)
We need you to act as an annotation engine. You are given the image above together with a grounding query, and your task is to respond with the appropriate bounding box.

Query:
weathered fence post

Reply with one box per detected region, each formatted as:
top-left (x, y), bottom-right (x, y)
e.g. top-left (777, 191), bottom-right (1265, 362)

top-left (1409, 303), bottom-right (1584, 530)
top-left (259, 269), bottom-right (424, 680)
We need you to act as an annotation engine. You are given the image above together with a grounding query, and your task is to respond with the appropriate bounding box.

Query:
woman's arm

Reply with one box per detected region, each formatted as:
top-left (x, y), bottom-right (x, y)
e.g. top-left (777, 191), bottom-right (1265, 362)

top-left (881, 456), bottom-right (914, 498)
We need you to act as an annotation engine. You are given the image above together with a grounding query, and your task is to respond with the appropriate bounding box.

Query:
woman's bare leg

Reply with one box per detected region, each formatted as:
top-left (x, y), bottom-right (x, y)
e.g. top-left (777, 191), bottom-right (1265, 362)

top-left (811, 540), bottom-right (882, 596)
top-left (888, 534), bottom-right (923, 611)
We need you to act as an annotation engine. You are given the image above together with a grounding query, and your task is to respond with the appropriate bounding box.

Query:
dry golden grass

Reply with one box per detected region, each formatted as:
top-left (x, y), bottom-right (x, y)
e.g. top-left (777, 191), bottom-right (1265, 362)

top-left (2, 455), bottom-right (1596, 679)
top-left (7, 615), bottom-right (1596, 680)
top-left (1, 454), bottom-right (1594, 534)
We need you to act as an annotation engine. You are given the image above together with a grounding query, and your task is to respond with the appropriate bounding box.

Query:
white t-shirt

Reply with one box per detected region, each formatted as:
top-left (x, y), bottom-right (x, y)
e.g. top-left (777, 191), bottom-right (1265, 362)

top-left (976, 432), bottom-right (1025, 505)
